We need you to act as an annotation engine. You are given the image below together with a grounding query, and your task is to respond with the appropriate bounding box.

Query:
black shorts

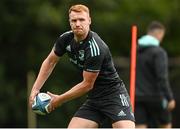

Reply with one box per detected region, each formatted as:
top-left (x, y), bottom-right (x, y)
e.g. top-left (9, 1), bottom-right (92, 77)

top-left (135, 100), bottom-right (172, 127)
top-left (74, 86), bottom-right (135, 126)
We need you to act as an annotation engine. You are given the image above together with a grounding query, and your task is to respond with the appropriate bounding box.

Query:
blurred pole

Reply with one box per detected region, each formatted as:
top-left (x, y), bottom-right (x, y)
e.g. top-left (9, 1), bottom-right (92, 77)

top-left (130, 25), bottom-right (137, 112)
top-left (27, 71), bottom-right (37, 128)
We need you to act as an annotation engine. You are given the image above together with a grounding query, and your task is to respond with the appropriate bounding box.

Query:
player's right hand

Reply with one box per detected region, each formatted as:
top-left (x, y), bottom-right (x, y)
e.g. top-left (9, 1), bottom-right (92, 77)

top-left (29, 89), bottom-right (39, 108)
top-left (47, 91), bottom-right (62, 113)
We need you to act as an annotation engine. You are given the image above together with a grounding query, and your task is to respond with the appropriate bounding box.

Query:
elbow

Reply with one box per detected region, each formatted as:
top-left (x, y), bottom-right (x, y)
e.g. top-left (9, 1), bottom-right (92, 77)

top-left (87, 84), bottom-right (94, 90)
top-left (83, 82), bottom-right (94, 91)
top-left (44, 57), bottom-right (57, 67)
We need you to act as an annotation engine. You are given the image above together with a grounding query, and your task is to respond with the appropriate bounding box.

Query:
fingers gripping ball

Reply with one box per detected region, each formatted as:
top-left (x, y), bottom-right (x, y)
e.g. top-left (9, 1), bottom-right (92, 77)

top-left (32, 93), bottom-right (51, 115)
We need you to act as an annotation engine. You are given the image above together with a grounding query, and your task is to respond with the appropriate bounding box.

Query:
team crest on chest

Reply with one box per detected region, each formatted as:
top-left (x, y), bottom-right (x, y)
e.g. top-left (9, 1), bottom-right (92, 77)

top-left (79, 50), bottom-right (85, 61)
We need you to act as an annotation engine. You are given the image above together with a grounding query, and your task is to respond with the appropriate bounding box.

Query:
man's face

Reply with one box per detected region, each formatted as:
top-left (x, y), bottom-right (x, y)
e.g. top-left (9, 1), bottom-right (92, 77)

top-left (155, 29), bottom-right (165, 42)
top-left (150, 29), bottom-right (165, 42)
top-left (69, 11), bottom-right (91, 37)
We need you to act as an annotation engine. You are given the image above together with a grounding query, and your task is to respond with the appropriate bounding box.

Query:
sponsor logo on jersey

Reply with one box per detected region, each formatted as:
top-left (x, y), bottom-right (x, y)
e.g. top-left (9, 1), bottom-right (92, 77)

top-left (69, 58), bottom-right (83, 68)
top-left (79, 50), bottom-right (84, 61)
top-left (70, 58), bottom-right (77, 64)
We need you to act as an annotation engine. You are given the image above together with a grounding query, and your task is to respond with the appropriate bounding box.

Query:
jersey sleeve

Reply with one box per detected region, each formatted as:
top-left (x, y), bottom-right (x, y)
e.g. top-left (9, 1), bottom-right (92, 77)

top-left (154, 49), bottom-right (174, 101)
top-left (84, 39), bottom-right (105, 72)
top-left (53, 32), bottom-right (71, 57)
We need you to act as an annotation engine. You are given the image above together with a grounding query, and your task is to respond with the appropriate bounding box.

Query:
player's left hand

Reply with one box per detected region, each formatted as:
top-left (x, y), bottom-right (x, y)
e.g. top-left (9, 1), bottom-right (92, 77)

top-left (47, 91), bottom-right (62, 113)
top-left (167, 99), bottom-right (176, 111)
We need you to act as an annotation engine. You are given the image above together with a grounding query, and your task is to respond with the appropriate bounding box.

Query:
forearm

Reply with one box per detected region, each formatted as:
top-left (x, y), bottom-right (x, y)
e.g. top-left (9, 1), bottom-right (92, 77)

top-left (47, 71), bottom-right (98, 112)
top-left (32, 58), bottom-right (57, 91)
top-left (58, 81), bottom-right (93, 104)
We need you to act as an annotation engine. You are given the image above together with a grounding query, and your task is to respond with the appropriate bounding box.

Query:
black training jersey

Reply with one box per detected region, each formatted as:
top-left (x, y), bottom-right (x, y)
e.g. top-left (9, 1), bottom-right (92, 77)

top-left (136, 46), bottom-right (174, 101)
top-left (53, 31), bottom-right (122, 99)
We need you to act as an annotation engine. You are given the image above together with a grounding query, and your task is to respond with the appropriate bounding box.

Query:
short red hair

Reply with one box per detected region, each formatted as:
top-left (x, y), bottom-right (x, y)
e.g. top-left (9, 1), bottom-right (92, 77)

top-left (69, 4), bottom-right (90, 15)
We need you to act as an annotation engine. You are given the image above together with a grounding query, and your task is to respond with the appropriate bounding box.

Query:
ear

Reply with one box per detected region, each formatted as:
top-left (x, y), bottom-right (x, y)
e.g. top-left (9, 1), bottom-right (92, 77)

top-left (89, 17), bottom-right (91, 25)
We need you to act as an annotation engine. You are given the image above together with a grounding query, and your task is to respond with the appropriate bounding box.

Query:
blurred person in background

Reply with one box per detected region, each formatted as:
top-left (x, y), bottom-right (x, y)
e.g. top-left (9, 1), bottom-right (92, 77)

top-left (135, 21), bottom-right (176, 128)
top-left (29, 4), bottom-right (135, 128)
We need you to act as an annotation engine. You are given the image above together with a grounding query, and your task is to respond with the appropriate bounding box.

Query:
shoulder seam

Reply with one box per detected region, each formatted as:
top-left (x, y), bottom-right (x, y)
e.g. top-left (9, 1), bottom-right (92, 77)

top-left (60, 30), bottom-right (73, 37)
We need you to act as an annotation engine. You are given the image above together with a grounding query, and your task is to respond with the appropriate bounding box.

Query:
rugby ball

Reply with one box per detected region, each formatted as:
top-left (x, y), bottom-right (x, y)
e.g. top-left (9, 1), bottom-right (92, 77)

top-left (32, 93), bottom-right (51, 115)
